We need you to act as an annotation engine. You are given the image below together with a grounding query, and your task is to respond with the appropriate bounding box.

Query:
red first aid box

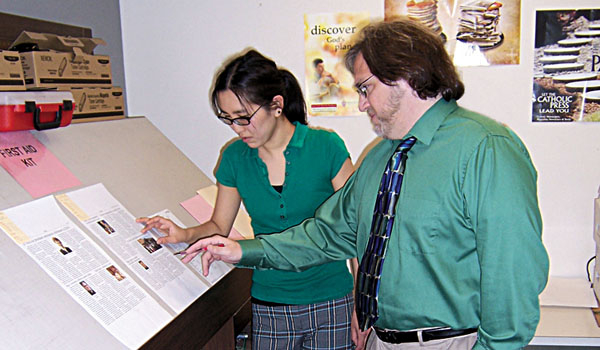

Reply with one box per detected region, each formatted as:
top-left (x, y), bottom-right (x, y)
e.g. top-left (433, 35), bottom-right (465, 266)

top-left (0, 91), bottom-right (74, 131)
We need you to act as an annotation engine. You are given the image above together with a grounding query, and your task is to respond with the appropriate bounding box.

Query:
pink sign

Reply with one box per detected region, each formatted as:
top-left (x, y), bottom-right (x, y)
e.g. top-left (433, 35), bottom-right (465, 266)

top-left (180, 194), bottom-right (213, 223)
top-left (0, 131), bottom-right (81, 198)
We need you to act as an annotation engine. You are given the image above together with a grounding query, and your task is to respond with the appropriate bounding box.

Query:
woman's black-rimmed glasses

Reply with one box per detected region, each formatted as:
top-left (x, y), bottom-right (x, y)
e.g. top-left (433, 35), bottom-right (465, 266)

top-left (217, 104), bottom-right (266, 126)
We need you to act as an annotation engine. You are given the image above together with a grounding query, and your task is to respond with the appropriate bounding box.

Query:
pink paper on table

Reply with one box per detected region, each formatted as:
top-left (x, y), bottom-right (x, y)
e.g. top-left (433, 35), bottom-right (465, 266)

top-left (0, 131), bottom-right (81, 198)
top-left (180, 194), bottom-right (244, 238)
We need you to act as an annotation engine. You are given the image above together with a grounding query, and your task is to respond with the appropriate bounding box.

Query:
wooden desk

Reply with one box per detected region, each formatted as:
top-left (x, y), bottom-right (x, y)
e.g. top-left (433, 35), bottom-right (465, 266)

top-left (142, 268), bottom-right (252, 349)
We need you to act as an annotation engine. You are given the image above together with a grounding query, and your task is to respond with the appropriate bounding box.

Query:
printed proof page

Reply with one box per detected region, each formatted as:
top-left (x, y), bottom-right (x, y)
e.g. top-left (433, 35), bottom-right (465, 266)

top-left (0, 196), bottom-right (172, 349)
top-left (56, 183), bottom-right (210, 313)
top-left (154, 208), bottom-right (233, 285)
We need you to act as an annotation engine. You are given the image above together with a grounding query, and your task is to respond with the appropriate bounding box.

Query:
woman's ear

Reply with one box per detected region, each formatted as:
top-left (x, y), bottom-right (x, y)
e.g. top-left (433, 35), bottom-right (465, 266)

top-left (271, 95), bottom-right (284, 111)
top-left (270, 95), bottom-right (284, 117)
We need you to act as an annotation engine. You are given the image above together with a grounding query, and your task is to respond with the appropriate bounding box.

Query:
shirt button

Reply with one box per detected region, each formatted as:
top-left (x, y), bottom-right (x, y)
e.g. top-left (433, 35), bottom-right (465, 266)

top-left (285, 151), bottom-right (290, 155)
top-left (285, 172), bottom-right (289, 176)
top-left (280, 215), bottom-right (285, 219)
top-left (286, 161), bottom-right (291, 165)
top-left (280, 204), bottom-right (284, 208)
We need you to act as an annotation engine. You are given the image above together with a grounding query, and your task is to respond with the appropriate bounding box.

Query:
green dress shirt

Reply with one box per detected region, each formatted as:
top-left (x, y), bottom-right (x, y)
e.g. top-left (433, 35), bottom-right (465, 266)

top-left (216, 122), bottom-right (353, 304)
top-left (238, 99), bottom-right (549, 349)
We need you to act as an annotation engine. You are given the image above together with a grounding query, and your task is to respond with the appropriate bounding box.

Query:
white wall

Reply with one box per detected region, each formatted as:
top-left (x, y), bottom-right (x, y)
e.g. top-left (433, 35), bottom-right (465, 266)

top-left (120, 0), bottom-right (600, 279)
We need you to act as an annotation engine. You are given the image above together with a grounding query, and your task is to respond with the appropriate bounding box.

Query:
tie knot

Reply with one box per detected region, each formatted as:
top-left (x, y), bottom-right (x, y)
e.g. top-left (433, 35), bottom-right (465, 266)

top-left (398, 136), bottom-right (416, 152)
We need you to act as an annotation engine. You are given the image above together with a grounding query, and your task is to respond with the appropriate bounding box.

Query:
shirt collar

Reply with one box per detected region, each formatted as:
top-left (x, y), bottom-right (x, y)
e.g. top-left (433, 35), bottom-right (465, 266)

top-left (399, 98), bottom-right (458, 146)
top-left (287, 121), bottom-right (308, 149)
top-left (247, 121), bottom-right (307, 157)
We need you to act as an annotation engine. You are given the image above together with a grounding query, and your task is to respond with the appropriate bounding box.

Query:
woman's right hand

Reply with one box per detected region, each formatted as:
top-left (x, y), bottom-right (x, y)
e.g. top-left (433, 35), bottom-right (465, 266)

top-left (136, 216), bottom-right (190, 245)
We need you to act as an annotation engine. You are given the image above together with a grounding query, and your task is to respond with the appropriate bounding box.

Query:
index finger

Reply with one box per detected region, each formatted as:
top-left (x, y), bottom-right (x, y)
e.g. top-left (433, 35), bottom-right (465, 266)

top-left (186, 235), bottom-right (226, 253)
top-left (136, 216), bottom-right (167, 233)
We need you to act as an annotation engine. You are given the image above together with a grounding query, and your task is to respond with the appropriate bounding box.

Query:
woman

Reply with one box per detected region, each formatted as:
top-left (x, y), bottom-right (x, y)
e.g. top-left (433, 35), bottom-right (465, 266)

top-left (138, 49), bottom-right (359, 349)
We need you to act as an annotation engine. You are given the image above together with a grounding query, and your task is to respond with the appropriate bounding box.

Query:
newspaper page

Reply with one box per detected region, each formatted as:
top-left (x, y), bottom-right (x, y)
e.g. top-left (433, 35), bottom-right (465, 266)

top-left (56, 183), bottom-right (210, 313)
top-left (0, 196), bottom-right (171, 349)
top-left (304, 12), bottom-right (370, 116)
top-left (152, 208), bottom-right (233, 285)
top-left (532, 9), bottom-right (600, 122)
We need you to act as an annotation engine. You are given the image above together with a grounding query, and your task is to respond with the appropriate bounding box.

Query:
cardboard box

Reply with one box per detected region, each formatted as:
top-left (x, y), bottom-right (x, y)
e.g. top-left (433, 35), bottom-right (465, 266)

top-left (0, 91), bottom-right (74, 131)
top-left (0, 50), bottom-right (26, 91)
top-left (61, 86), bottom-right (124, 122)
top-left (10, 31), bottom-right (112, 89)
top-left (18, 51), bottom-right (112, 89)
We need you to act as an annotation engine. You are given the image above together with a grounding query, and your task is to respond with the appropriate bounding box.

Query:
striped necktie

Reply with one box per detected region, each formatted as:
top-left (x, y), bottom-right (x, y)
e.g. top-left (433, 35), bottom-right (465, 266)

top-left (355, 136), bottom-right (417, 331)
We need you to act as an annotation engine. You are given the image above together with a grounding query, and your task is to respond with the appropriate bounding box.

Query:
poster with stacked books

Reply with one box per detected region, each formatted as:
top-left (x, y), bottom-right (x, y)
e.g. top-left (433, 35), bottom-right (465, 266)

top-left (304, 12), bottom-right (370, 117)
top-left (384, 0), bottom-right (521, 66)
top-left (532, 9), bottom-right (600, 122)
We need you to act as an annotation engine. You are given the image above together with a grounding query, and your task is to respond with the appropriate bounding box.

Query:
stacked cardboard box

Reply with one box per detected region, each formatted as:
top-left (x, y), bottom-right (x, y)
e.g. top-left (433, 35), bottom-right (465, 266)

top-left (10, 31), bottom-right (124, 122)
top-left (0, 50), bottom-right (26, 91)
top-left (65, 86), bottom-right (124, 121)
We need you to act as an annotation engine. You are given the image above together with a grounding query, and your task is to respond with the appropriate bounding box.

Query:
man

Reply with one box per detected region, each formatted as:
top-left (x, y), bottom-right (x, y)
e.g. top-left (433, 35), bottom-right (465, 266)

top-left (185, 18), bottom-right (549, 350)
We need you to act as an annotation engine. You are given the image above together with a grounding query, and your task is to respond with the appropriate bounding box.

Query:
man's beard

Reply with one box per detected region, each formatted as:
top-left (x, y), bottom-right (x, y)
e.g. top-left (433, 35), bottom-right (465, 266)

top-left (369, 85), bottom-right (404, 139)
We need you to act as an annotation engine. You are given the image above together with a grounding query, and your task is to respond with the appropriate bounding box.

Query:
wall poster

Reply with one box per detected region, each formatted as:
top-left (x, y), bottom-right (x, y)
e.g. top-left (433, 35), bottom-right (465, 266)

top-left (532, 9), bottom-right (600, 122)
top-left (385, 0), bottom-right (521, 66)
top-left (304, 12), bottom-right (370, 117)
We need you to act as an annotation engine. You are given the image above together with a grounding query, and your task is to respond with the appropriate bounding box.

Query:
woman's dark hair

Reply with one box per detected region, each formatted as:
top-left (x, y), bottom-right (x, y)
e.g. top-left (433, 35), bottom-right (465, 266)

top-left (211, 49), bottom-right (307, 124)
top-left (345, 17), bottom-right (464, 101)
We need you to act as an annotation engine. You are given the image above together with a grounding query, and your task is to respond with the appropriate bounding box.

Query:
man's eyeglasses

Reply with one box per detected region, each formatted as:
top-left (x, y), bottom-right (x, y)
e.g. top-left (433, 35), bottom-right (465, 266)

top-left (355, 74), bottom-right (374, 98)
top-left (217, 104), bottom-right (265, 126)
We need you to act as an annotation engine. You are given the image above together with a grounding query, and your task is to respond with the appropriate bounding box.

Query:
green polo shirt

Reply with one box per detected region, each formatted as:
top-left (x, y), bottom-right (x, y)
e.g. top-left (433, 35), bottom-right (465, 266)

top-left (216, 122), bottom-right (353, 304)
top-left (238, 99), bottom-right (549, 349)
